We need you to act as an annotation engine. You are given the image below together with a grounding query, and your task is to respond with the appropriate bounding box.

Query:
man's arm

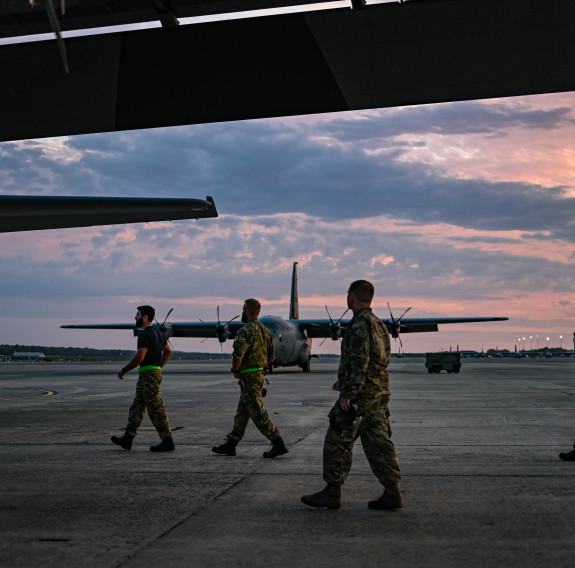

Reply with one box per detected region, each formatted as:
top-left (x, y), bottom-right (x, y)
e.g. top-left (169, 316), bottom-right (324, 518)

top-left (231, 355), bottom-right (242, 378)
top-left (231, 327), bottom-right (248, 378)
top-left (161, 342), bottom-right (172, 368)
top-left (118, 347), bottom-right (148, 380)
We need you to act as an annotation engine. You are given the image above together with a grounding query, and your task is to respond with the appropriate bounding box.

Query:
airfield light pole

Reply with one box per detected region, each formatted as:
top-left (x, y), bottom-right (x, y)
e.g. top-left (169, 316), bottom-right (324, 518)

top-left (560, 335), bottom-right (563, 349)
top-left (523, 337), bottom-right (526, 351)
top-left (537, 335), bottom-right (539, 349)
top-left (546, 337), bottom-right (550, 348)
top-left (530, 336), bottom-right (533, 351)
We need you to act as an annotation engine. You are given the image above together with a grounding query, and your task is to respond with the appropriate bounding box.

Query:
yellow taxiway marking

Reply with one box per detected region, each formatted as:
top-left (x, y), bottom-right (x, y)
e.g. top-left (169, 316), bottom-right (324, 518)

top-left (0, 388), bottom-right (55, 401)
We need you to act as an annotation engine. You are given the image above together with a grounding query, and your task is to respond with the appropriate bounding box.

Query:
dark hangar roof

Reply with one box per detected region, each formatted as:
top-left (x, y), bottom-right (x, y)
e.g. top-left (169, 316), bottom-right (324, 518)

top-left (0, 0), bottom-right (344, 39)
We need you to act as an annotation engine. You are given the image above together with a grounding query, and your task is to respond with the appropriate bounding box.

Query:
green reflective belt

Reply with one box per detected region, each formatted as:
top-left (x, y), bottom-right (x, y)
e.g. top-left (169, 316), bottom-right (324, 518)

top-left (238, 367), bottom-right (264, 375)
top-left (138, 365), bottom-right (161, 372)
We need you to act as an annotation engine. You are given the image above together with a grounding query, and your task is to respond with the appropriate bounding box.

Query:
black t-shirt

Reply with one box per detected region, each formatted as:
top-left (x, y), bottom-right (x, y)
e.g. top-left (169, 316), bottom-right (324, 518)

top-left (137, 326), bottom-right (166, 367)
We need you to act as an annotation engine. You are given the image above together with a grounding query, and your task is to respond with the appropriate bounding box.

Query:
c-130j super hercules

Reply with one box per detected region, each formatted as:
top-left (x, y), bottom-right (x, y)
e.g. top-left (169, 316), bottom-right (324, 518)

top-left (62, 262), bottom-right (508, 372)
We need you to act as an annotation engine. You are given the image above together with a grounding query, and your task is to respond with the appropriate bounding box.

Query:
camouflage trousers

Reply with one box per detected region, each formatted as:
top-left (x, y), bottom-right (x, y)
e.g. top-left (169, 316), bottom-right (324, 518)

top-left (125, 369), bottom-right (171, 439)
top-left (323, 395), bottom-right (401, 486)
top-left (228, 372), bottom-right (280, 443)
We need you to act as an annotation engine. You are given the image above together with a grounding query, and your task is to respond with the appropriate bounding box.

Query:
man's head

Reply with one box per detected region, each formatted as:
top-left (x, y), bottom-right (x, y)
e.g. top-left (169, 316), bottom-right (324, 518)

top-left (241, 298), bottom-right (261, 323)
top-left (136, 305), bottom-right (155, 327)
top-left (347, 280), bottom-right (374, 313)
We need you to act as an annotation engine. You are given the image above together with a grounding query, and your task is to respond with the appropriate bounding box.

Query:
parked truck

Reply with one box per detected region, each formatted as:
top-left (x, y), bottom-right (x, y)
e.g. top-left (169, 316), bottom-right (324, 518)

top-left (425, 351), bottom-right (461, 374)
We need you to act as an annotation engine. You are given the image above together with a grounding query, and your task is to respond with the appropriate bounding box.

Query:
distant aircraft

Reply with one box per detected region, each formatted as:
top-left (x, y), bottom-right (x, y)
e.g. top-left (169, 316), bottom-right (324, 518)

top-left (0, 195), bottom-right (218, 232)
top-left (62, 262), bottom-right (509, 372)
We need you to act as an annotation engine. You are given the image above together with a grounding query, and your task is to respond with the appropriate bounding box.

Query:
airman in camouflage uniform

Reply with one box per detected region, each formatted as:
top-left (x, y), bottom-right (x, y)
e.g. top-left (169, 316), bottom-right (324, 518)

top-left (212, 298), bottom-right (288, 458)
top-left (302, 280), bottom-right (403, 510)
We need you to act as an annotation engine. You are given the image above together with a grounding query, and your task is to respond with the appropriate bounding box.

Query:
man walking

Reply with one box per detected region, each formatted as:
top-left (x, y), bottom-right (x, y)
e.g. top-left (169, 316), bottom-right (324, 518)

top-left (212, 298), bottom-right (288, 458)
top-left (301, 280), bottom-right (402, 509)
top-left (111, 305), bottom-right (175, 452)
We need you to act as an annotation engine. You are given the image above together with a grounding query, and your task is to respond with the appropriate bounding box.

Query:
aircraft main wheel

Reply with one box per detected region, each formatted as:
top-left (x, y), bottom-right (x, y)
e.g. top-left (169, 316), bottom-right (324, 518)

top-left (427, 368), bottom-right (433, 374)
top-left (453, 367), bottom-right (460, 374)
top-left (447, 369), bottom-right (453, 373)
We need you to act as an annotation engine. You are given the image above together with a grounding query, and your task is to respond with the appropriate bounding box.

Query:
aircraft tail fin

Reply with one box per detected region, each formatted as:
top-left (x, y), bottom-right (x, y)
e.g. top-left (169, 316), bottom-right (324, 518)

top-left (289, 261), bottom-right (299, 320)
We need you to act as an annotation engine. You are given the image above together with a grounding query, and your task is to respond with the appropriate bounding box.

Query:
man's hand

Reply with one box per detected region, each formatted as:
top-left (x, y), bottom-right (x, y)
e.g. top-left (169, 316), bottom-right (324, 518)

top-left (340, 397), bottom-right (351, 412)
top-left (118, 369), bottom-right (126, 380)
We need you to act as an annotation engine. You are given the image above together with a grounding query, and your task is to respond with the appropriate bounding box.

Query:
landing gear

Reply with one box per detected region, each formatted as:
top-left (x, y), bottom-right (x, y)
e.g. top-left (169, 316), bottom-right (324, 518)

top-left (301, 360), bottom-right (311, 373)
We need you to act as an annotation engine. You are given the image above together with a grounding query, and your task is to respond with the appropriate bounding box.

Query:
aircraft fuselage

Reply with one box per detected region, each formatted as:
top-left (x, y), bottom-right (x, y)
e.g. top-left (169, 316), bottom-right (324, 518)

top-left (259, 316), bottom-right (312, 372)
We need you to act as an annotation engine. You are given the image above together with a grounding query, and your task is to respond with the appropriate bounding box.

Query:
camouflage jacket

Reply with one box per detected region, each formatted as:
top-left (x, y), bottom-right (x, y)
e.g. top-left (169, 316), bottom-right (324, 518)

top-left (337, 308), bottom-right (391, 403)
top-left (232, 320), bottom-right (275, 370)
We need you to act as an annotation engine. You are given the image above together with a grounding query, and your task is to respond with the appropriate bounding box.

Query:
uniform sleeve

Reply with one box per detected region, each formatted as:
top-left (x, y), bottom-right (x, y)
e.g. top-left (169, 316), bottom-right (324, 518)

top-left (267, 331), bottom-right (275, 365)
top-left (339, 324), bottom-right (370, 400)
top-left (232, 326), bottom-right (249, 360)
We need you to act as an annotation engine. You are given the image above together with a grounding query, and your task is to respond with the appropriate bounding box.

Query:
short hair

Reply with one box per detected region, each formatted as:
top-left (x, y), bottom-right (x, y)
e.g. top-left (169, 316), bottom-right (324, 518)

top-left (348, 280), bottom-right (374, 304)
top-left (137, 305), bottom-right (156, 321)
top-left (243, 298), bottom-right (261, 317)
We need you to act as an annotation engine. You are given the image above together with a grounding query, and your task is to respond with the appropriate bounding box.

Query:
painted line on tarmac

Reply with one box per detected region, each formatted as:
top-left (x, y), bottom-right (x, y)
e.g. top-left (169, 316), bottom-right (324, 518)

top-left (0, 387), bottom-right (56, 400)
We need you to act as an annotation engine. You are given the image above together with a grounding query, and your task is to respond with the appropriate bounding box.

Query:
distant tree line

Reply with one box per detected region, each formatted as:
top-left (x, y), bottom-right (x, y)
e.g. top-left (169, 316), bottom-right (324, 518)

top-left (0, 344), bottom-right (229, 361)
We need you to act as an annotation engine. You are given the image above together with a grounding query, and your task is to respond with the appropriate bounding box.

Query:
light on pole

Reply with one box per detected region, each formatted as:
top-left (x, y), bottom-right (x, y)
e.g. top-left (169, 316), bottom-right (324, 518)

top-left (560, 335), bottom-right (563, 349)
top-left (530, 336), bottom-right (533, 351)
top-left (546, 337), bottom-right (550, 348)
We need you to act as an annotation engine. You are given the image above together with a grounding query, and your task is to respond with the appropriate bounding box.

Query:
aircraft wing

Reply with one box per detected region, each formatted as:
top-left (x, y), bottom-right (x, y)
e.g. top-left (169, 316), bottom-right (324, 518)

top-left (298, 316), bottom-right (509, 339)
top-left (61, 320), bottom-right (245, 340)
top-left (0, 195), bottom-right (218, 233)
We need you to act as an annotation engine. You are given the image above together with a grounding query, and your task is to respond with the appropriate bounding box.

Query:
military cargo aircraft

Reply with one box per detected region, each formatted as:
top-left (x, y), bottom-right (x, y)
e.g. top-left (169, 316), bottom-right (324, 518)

top-left (0, 195), bottom-right (218, 232)
top-left (62, 262), bottom-right (508, 372)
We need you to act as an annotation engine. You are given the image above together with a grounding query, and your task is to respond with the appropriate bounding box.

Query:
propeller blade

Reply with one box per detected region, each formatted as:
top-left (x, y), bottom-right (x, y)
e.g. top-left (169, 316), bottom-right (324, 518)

top-left (397, 306), bottom-right (412, 321)
top-left (162, 308), bottom-right (174, 327)
top-left (223, 315), bottom-right (240, 327)
top-left (336, 308), bottom-right (350, 324)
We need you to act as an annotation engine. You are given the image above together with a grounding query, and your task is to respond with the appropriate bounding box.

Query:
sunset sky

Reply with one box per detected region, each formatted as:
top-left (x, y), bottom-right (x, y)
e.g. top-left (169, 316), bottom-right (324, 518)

top-left (1, 45), bottom-right (574, 355)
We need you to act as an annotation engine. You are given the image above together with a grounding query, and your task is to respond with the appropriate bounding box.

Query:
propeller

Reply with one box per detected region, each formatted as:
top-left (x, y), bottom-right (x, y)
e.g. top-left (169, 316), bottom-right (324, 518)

top-left (199, 306), bottom-right (239, 351)
top-left (154, 308), bottom-right (174, 344)
top-left (317, 306), bottom-right (349, 346)
top-left (387, 302), bottom-right (411, 347)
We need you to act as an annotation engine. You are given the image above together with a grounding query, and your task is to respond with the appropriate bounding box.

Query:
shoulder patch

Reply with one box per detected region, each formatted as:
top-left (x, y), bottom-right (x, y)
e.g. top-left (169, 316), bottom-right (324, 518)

top-left (350, 329), bottom-right (367, 349)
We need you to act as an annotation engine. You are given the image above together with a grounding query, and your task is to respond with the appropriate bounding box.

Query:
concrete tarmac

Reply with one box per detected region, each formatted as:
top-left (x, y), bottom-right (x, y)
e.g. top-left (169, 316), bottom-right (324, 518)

top-left (1, 357), bottom-right (575, 568)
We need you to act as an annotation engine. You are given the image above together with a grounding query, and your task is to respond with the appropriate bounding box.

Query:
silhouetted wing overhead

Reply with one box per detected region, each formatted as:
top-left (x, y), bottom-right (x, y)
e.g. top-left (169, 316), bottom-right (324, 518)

top-left (298, 317), bottom-right (509, 338)
top-left (0, 195), bottom-right (217, 232)
top-left (1, 2), bottom-right (573, 142)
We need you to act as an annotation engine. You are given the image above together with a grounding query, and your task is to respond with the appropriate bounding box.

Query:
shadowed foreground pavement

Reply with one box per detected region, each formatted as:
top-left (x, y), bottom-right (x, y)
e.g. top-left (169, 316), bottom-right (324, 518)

top-left (1, 357), bottom-right (574, 567)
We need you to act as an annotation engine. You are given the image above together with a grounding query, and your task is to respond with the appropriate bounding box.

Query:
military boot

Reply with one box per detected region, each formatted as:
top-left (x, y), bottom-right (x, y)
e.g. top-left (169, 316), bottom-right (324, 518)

top-left (212, 439), bottom-right (238, 456)
top-left (150, 435), bottom-right (175, 452)
top-left (559, 444), bottom-right (575, 461)
top-left (301, 483), bottom-right (341, 509)
top-left (263, 436), bottom-right (289, 458)
top-left (368, 483), bottom-right (403, 510)
top-left (111, 432), bottom-right (135, 450)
